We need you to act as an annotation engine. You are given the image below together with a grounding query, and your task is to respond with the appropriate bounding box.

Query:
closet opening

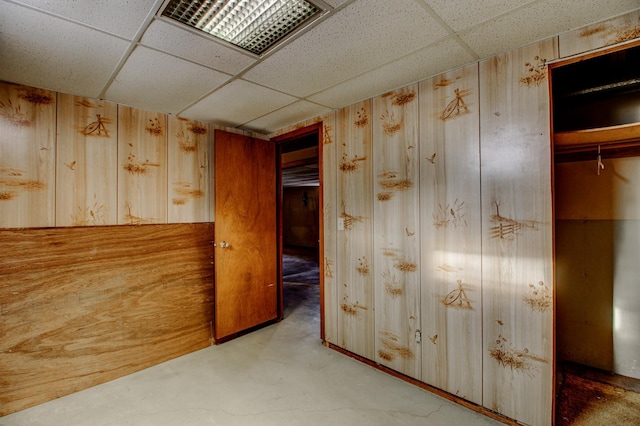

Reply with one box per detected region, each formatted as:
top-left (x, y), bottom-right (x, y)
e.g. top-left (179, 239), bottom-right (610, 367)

top-left (551, 42), bottom-right (640, 425)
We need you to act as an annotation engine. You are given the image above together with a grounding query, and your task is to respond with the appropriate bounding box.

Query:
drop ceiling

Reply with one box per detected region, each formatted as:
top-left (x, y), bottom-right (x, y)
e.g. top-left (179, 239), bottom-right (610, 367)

top-left (1, 0), bottom-right (639, 135)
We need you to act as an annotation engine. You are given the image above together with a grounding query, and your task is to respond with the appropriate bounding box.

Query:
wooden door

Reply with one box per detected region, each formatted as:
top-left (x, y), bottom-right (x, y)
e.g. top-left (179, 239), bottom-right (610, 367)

top-left (214, 130), bottom-right (277, 340)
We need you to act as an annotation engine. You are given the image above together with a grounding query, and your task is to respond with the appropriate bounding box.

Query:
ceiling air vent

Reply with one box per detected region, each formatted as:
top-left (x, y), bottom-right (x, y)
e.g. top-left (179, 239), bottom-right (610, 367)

top-left (162, 0), bottom-right (321, 55)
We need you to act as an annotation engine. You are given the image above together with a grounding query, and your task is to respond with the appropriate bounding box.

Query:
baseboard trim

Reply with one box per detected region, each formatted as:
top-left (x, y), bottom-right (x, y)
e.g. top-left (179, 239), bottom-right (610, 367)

top-left (325, 342), bottom-right (521, 426)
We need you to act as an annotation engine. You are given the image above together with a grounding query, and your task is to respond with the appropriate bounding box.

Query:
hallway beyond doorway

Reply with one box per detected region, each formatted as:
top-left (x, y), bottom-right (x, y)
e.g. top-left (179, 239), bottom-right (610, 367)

top-left (283, 246), bottom-right (319, 285)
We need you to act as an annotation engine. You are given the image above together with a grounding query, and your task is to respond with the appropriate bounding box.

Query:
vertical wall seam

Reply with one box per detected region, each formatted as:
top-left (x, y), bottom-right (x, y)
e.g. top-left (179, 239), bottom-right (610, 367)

top-left (476, 60), bottom-right (484, 408)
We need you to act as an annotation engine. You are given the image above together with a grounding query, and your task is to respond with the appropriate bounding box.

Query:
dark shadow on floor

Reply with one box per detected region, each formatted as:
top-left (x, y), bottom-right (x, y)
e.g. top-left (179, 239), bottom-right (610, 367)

top-left (283, 246), bottom-right (319, 284)
top-left (556, 362), bottom-right (640, 425)
top-left (282, 246), bottom-right (320, 321)
top-left (283, 282), bottom-right (319, 321)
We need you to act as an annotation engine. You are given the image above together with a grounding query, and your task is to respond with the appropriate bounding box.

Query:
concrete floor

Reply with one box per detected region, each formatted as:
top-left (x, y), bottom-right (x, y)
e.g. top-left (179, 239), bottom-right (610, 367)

top-left (2, 283), bottom-right (501, 426)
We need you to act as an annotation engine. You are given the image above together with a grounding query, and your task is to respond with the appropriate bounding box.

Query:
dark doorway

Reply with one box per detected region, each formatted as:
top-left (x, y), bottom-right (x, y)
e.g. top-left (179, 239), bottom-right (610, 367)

top-left (273, 124), bottom-right (322, 329)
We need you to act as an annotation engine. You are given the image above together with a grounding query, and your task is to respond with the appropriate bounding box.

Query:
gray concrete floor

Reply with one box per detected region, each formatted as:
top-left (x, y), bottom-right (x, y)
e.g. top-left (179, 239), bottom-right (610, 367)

top-left (2, 283), bottom-right (502, 426)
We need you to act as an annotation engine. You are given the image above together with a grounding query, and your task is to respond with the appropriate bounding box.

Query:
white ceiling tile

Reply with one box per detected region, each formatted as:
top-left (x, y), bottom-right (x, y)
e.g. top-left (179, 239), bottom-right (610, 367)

top-left (0, 2), bottom-right (130, 98)
top-left (459, 0), bottom-right (640, 58)
top-left (140, 20), bottom-right (257, 75)
top-left (104, 46), bottom-right (231, 114)
top-left (321, 0), bottom-right (352, 8)
top-left (243, 0), bottom-right (450, 97)
top-left (424, 0), bottom-right (535, 32)
top-left (13, 0), bottom-right (159, 39)
top-left (181, 79), bottom-right (298, 126)
top-left (243, 101), bottom-right (332, 134)
top-left (2, 0), bottom-right (636, 135)
top-left (308, 37), bottom-right (475, 109)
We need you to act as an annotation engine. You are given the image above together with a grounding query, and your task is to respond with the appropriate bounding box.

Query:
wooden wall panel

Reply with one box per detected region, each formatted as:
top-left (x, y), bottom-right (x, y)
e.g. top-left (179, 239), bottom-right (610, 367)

top-left (320, 113), bottom-right (339, 344)
top-left (419, 64), bottom-right (482, 404)
top-left (0, 223), bottom-right (214, 416)
top-left (372, 85), bottom-right (421, 379)
top-left (0, 81), bottom-right (56, 228)
top-left (479, 40), bottom-right (557, 425)
top-left (118, 106), bottom-right (168, 224)
top-left (336, 101), bottom-right (374, 358)
top-left (559, 10), bottom-right (640, 58)
top-left (168, 116), bottom-right (210, 223)
top-left (56, 94), bottom-right (117, 226)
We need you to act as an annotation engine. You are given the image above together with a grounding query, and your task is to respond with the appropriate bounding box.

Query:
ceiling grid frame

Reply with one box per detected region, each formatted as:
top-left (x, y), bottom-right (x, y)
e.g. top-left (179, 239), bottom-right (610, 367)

top-left (0, 0), bottom-right (638, 134)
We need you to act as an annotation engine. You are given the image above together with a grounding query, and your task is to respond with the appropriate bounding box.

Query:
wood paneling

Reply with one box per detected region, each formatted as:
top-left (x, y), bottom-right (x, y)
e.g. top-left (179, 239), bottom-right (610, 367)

top-left (372, 85), bottom-right (421, 379)
top-left (419, 64), bottom-right (483, 404)
top-left (559, 10), bottom-right (640, 58)
top-left (0, 223), bottom-right (214, 416)
top-left (167, 116), bottom-right (210, 223)
top-left (479, 40), bottom-right (557, 425)
top-left (320, 113), bottom-right (338, 344)
top-left (117, 106), bottom-right (167, 225)
top-left (336, 100), bottom-right (374, 358)
top-left (0, 81), bottom-right (56, 228)
top-left (273, 14), bottom-right (639, 425)
top-left (56, 94), bottom-right (118, 226)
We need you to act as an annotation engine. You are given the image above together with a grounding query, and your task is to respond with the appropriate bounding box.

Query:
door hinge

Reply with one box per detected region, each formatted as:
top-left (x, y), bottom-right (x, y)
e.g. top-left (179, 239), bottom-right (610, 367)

top-left (415, 330), bottom-right (422, 344)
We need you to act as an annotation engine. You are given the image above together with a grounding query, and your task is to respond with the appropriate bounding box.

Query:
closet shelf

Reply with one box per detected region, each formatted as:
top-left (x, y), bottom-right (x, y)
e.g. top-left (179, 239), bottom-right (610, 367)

top-left (554, 122), bottom-right (640, 149)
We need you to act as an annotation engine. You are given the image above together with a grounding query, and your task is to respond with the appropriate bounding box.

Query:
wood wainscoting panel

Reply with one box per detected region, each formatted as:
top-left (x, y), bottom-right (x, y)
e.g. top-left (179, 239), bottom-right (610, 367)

top-left (372, 85), bottom-right (421, 379)
top-left (0, 223), bottom-right (214, 416)
top-left (0, 81), bottom-right (56, 228)
top-left (419, 63), bottom-right (483, 405)
top-left (336, 100), bottom-right (374, 359)
top-left (56, 94), bottom-right (118, 226)
top-left (479, 39), bottom-right (556, 425)
top-left (168, 116), bottom-right (210, 223)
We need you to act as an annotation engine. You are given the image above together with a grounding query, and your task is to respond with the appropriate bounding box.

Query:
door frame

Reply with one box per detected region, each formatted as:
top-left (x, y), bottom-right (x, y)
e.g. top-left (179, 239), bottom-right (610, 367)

top-left (272, 122), bottom-right (324, 339)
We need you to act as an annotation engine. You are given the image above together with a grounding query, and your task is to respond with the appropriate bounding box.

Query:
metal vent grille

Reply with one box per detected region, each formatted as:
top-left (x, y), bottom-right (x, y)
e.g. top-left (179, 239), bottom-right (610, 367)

top-left (162, 0), bottom-right (320, 55)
